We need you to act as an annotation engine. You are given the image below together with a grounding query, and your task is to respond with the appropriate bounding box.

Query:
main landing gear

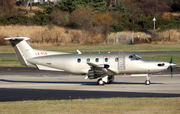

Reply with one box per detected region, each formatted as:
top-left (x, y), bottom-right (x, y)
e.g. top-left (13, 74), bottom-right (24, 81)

top-left (97, 79), bottom-right (104, 85)
top-left (97, 76), bottom-right (114, 85)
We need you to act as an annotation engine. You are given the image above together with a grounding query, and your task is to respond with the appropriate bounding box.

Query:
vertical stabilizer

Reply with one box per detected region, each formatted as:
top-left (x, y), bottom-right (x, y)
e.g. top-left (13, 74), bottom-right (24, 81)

top-left (4, 37), bottom-right (36, 67)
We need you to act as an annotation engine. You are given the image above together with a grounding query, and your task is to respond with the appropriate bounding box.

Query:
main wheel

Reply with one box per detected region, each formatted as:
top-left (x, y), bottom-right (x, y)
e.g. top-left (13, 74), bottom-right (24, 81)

top-left (145, 80), bottom-right (151, 85)
top-left (97, 79), bottom-right (104, 85)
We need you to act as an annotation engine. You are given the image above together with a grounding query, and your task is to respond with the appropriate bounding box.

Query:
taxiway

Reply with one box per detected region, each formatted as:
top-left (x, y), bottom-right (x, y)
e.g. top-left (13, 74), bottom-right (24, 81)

top-left (0, 67), bottom-right (180, 101)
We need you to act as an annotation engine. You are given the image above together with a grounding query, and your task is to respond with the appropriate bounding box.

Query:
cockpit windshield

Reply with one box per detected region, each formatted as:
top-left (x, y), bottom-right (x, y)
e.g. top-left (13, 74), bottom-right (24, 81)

top-left (129, 54), bottom-right (142, 60)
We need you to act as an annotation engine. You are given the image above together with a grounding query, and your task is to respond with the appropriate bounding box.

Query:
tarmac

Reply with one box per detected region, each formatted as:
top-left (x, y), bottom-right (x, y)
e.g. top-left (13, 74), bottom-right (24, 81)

top-left (0, 67), bottom-right (180, 101)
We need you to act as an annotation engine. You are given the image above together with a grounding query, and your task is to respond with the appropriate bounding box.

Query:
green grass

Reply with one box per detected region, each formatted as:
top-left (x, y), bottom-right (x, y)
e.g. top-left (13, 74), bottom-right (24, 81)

top-left (0, 98), bottom-right (180, 114)
top-left (0, 55), bottom-right (180, 67)
top-left (1, 43), bottom-right (180, 54)
top-left (0, 57), bottom-right (24, 67)
top-left (33, 43), bottom-right (180, 53)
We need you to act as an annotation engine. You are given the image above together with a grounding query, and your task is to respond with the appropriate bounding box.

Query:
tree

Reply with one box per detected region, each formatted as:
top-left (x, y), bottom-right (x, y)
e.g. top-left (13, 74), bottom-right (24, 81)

top-left (141, 0), bottom-right (171, 16)
top-left (70, 7), bottom-right (93, 29)
top-left (54, 0), bottom-right (85, 13)
top-left (89, 0), bottom-right (106, 13)
top-left (0, 0), bottom-right (17, 16)
top-left (124, 0), bottom-right (140, 24)
top-left (163, 13), bottom-right (171, 20)
top-left (111, 0), bottom-right (125, 13)
top-left (93, 12), bottom-right (113, 39)
top-left (44, 0), bottom-right (106, 14)
top-left (50, 9), bottom-right (70, 26)
top-left (171, 0), bottom-right (180, 12)
top-left (25, 0), bottom-right (32, 13)
top-left (93, 12), bottom-right (113, 26)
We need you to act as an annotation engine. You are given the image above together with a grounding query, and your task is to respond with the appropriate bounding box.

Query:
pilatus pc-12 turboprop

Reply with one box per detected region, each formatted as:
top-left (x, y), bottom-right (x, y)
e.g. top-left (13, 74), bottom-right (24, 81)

top-left (5, 37), bottom-right (177, 85)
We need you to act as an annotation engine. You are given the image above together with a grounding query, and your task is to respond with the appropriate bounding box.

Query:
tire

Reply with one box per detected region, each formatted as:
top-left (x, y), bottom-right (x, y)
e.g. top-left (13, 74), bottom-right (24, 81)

top-left (145, 80), bottom-right (151, 85)
top-left (97, 79), bottom-right (104, 85)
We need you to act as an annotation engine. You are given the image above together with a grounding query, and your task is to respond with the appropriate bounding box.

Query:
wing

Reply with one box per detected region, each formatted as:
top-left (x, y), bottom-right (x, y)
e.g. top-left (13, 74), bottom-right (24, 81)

top-left (87, 62), bottom-right (118, 78)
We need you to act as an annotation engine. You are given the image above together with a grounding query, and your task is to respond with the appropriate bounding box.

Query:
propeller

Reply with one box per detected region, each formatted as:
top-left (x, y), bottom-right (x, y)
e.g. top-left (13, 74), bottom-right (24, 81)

top-left (170, 57), bottom-right (173, 78)
top-left (169, 56), bottom-right (177, 78)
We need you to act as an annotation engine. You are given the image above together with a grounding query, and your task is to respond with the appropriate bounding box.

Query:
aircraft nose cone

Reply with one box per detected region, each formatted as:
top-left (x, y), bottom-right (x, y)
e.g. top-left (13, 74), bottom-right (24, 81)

top-left (170, 62), bottom-right (178, 67)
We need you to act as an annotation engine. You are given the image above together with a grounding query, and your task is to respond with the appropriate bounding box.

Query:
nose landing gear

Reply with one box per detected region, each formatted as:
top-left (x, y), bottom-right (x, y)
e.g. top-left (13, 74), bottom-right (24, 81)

top-left (145, 74), bottom-right (151, 85)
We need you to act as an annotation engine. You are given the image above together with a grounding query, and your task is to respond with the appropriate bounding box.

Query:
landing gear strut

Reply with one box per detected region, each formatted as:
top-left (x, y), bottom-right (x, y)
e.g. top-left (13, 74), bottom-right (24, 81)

top-left (145, 74), bottom-right (151, 85)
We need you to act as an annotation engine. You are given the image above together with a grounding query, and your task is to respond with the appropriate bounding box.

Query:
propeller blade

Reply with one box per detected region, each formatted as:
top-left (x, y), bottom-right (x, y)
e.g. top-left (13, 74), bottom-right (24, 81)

top-left (167, 56), bottom-right (177, 78)
top-left (169, 56), bottom-right (177, 79)
top-left (169, 56), bottom-right (173, 78)
top-left (170, 66), bottom-right (173, 78)
top-left (170, 56), bottom-right (172, 63)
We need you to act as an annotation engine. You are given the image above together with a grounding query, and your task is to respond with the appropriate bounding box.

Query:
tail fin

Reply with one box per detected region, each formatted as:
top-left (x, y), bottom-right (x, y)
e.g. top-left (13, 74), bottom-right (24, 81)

top-left (5, 37), bottom-right (36, 67)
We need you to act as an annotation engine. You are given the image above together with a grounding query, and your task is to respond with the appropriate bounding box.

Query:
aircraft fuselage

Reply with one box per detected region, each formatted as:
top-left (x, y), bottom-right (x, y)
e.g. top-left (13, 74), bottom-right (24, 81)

top-left (27, 52), bottom-right (170, 75)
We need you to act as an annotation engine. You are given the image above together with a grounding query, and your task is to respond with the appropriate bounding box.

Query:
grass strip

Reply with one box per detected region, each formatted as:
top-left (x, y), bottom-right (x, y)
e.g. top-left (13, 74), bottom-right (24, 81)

top-left (0, 98), bottom-right (180, 114)
top-left (1, 43), bottom-right (180, 54)
top-left (0, 57), bottom-right (24, 67)
top-left (0, 55), bottom-right (179, 67)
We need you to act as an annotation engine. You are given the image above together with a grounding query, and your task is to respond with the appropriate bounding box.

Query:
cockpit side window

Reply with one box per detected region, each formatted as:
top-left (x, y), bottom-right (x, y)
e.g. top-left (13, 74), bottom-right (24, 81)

top-left (129, 54), bottom-right (142, 60)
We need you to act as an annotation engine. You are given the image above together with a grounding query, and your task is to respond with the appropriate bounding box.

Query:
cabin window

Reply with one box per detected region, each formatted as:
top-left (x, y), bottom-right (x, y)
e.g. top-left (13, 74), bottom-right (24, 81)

top-left (77, 58), bottom-right (81, 63)
top-left (105, 58), bottom-right (108, 62)
top-left (95, 58), bottom-right (99, 63)
top-left (87, 58), bottom-right (90, 62)
top-left (115, 58), bottom-right (118, 62)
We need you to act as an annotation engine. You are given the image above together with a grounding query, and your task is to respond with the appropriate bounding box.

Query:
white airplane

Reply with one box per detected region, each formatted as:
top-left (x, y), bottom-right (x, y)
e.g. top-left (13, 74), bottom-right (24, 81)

top-left (5, 37), bottom-right (177, 85)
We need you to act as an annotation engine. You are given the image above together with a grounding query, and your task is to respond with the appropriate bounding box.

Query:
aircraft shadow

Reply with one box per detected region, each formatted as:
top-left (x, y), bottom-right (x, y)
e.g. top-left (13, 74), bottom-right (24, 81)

top-left (0, 79), bottom-right (163, 85)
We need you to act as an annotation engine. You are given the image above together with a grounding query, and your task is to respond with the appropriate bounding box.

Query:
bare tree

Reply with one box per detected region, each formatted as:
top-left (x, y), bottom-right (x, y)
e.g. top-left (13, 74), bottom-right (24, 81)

top-left (26, 0), bottom-right (32, 12)
top-left (0, 0), bottom-right (17, 16)
top-left (30, 0), bottom-right (32, 12)
top-left (141, 0), bottom-right (171, 16)
top-left (124, 0), bottom-right (140, 23)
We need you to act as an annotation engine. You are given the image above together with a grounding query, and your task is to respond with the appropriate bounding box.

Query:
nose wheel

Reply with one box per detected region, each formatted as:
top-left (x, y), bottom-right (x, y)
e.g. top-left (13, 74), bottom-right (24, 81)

top-left (145, 74), bottom-right (151, 85)
top-left (145, 80), bottom-right (151, 85)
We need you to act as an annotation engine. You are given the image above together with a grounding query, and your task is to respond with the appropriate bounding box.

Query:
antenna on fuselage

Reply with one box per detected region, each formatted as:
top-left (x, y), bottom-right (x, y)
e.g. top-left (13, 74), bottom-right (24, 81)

top-left (77, 50), bottom-right (82, 54)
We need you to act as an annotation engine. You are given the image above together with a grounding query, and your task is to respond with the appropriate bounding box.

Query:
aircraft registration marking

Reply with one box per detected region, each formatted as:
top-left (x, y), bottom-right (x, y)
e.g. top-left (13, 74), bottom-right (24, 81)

top-left (118, 54), bottom-right (125, 70)
top-left (35, 52), bottom-right (47, 55)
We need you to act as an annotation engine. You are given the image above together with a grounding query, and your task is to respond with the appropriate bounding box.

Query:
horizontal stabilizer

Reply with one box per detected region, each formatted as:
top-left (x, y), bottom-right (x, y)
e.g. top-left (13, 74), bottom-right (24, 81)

top-left (36, 64), bottom-right (64, 71)
top-left (4, 37), bottom-right (30, 41)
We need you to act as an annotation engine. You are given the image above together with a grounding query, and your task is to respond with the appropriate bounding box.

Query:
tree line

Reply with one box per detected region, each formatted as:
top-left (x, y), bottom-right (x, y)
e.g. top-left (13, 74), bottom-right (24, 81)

top-left (0, 0), bottom-right (180, 34)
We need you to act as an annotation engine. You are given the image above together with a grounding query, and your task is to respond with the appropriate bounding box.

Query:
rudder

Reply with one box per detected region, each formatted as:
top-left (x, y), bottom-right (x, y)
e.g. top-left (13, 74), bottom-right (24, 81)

top-left (4, 37), bottom-right (36, 67)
